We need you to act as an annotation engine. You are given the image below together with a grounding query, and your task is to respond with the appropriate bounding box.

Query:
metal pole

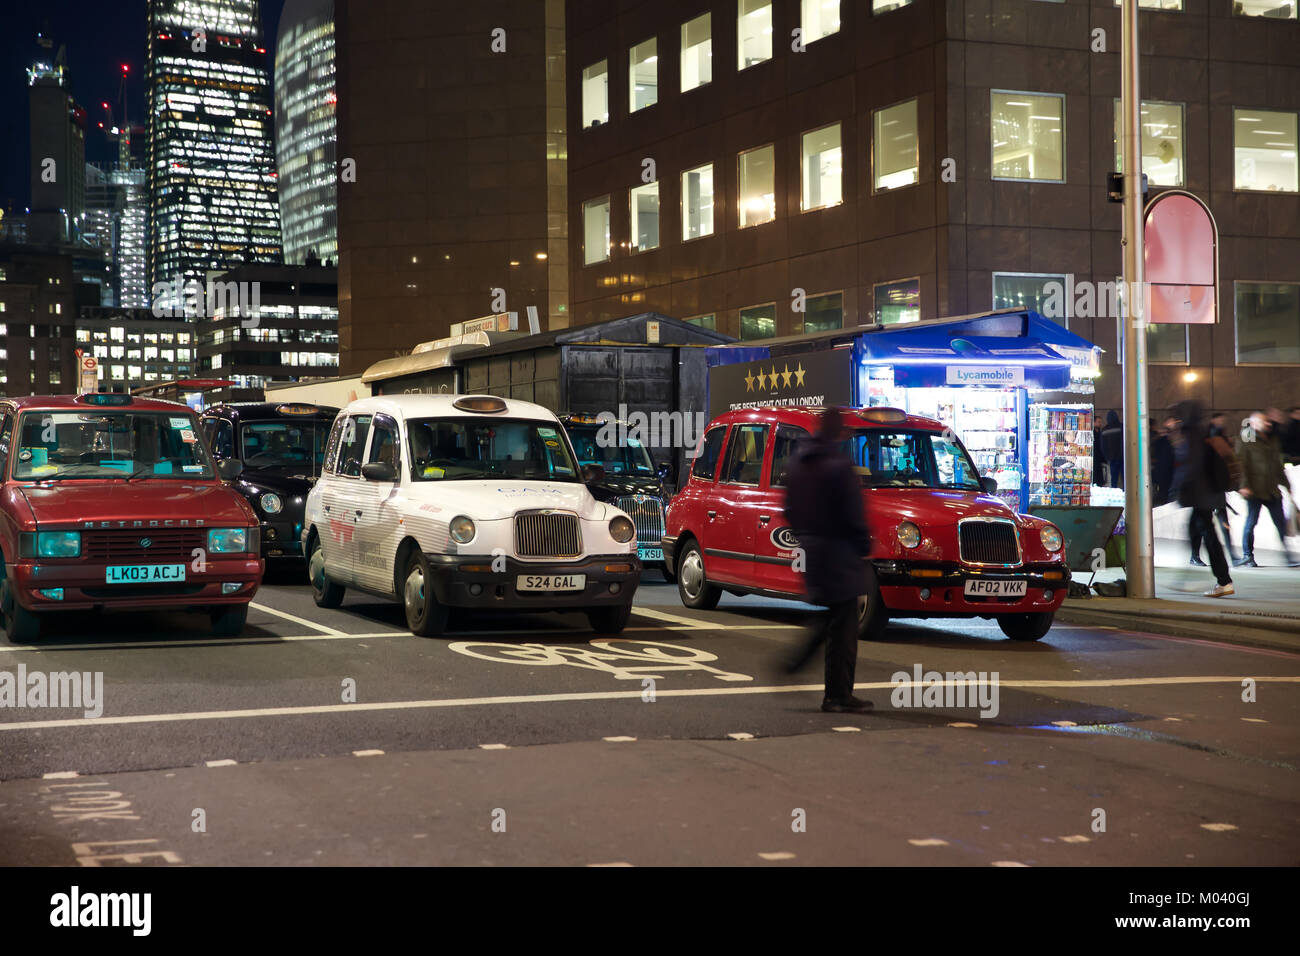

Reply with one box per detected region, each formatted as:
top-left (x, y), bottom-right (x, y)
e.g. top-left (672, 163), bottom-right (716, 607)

top-left (1121, 0), bottom-right (1154, 598)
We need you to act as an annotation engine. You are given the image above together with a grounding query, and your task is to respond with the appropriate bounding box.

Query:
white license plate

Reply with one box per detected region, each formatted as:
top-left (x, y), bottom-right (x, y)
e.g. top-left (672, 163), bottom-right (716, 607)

top-left (516, 574), bottom-right (586, 592)
top-left (964, 579), bottom-right (1027, 597)
top-left (106, 564), bottom-right (187, 584)
top-left (638, 547), bottom-right (664, 562)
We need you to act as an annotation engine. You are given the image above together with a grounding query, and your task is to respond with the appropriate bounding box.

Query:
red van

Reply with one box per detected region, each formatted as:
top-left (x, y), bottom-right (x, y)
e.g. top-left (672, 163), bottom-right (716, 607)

top-left (0, 394), bottom-right (264, 641)
top-left (662, 406), bottom-right (1070, 641)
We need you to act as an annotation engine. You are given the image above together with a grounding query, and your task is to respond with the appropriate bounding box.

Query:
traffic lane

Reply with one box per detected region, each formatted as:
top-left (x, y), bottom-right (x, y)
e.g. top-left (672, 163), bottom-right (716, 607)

top-left (2, 723), bottom-right (1295, 867)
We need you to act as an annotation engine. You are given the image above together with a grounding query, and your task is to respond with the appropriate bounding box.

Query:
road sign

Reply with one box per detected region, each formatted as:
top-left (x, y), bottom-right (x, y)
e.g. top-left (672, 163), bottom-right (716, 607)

top-left (1144, 190), bottom-right (1218, 324)
top-left (76, 350), bottom-right (99, 394)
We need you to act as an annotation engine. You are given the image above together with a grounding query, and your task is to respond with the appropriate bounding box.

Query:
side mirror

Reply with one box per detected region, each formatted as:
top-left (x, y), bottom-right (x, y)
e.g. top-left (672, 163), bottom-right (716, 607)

top-left (362, 461), bottom-right (397, 482)
top-left (582, 463), bottom-right (606, 483)
top-left (217, 459), bottom-right (244, 481)
top-left (980, 476), bottom-right (999, 495)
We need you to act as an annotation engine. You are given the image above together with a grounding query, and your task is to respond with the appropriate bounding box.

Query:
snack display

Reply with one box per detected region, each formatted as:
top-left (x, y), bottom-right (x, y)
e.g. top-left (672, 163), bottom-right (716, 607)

top-left (1029, 404), bottom-right (1093, 506)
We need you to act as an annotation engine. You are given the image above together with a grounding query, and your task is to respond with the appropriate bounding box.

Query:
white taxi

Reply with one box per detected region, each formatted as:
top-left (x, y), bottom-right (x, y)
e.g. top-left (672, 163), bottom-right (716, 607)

top-left (301, 394), bottom-right (642, 636)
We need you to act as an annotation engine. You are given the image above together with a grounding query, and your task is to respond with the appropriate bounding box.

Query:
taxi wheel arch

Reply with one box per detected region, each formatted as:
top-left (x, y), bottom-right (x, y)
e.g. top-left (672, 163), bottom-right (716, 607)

top-left (997, 611), bottom-right (1055, 641)
top-left (676, 536), bottom-right (721, 610)
top-left (0, 556), bottom-right (41, 643)
top-left (402, 548), bottom-right (448, 638)
top-left (307, 529), bottom-right (345, 608)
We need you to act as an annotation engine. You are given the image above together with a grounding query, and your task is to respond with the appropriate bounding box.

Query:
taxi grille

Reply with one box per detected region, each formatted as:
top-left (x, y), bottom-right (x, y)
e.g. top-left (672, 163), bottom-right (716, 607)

top-left (958, 520), bottom-right (1021, 566)
top-left (515, 512), bottom-right (581, 558)
top-left (82, 529), bottom-right (206, 563)
top-left (613, 495), bottom-right (666, 547)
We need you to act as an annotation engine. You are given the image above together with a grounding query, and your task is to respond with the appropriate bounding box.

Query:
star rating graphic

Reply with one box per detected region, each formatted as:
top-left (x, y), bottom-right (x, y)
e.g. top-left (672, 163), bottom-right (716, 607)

top-left (744, 361), bottom-right (807, 392)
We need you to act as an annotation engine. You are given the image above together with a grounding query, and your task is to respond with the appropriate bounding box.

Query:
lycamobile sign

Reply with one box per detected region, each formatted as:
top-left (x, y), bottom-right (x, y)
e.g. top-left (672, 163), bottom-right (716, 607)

top-left (945, 366), bottom-right (1025, 386)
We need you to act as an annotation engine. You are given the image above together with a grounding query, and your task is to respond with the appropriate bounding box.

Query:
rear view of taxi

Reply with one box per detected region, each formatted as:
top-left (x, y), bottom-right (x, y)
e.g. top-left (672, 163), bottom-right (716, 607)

top-left (0, 394), bottom-right (264, 641)
top-left (301, 394), bottom-right (641, 636)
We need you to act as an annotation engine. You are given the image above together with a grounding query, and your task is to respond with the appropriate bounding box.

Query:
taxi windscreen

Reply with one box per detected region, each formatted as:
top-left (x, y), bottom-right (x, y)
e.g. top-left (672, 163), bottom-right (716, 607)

top-left (240, 420), bottom-right (329, 473)
top-left (566, 424), bottom-right (655, 475)
top-left (406, 418), bottom-right (580, 482)
top-left (844, 429), bottom-right (982, 491)
top-left (12, 410), bottom-right (215, 481)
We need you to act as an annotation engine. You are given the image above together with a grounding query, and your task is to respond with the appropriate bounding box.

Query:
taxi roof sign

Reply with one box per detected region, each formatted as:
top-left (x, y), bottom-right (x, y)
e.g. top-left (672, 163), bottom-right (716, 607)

top-left (276, 403), bottom-right (320, 416)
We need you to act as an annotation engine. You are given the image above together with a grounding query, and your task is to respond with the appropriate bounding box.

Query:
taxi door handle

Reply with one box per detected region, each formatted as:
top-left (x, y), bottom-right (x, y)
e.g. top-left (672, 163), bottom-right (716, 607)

top-left (707, 510), bottom-right (716, 519)
top-left (355, 509), bottom-right (363, 516)
top-left (323, 504), bottom-right (330, 512)
top-left (759, 514), bottom-right (771, 523)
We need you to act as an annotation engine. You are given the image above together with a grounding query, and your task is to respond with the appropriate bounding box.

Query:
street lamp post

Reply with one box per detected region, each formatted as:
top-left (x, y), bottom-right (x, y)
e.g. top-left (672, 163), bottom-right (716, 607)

top-left (1121, 0), bottom-right (1155, 599)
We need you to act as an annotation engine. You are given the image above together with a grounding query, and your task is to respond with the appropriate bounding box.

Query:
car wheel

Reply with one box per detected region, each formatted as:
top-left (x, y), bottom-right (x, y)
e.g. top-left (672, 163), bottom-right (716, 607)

top-left (403, 551), bottom-right (448, 637)
top-left (660, 562), bottom-right (676, 584)
top-left (0, 578), bottom-right (41, 643)
top-left (997, 611), bottom-right (1055, 641)
top-left (856, 589), bottom-right (888, 640)
top-left (588, 602), bottom-right (633, 634)
top-left (676, 541), bottom-right (721, 610)
top-left (210, 604), bottom-right (248, 638)
top-left (308, 535), bottom-right (345, 609)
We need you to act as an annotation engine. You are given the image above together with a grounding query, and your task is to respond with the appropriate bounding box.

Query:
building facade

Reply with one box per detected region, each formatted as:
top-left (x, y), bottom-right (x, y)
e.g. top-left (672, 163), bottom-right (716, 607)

top-left (73, 306), bottom-right (197, 391)
top-left (27, 50), bottom-right (85, 246)
top-left (276, 0), bottom-right (338, 265)
top-left (566, 0), bottom-right (1300, 416)
top-left (145, 0), bottom-right (282, 307)
top-left (333, 0), bottom-right (570, 375)
top-left (0, 245), bottom-right (90, 396)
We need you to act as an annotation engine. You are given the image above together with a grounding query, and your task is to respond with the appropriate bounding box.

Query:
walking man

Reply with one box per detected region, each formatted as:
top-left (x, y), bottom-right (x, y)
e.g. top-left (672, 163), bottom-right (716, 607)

top-left (1169, 400), bottom-right (1234, 597)
top-left (783, 407), bottom-right (873, 714)
top-left (1236, 411), bottom-right (1299, 567)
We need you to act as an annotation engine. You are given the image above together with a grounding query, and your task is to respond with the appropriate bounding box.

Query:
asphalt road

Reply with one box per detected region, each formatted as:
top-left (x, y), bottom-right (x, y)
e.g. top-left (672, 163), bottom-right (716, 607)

top-left (1, 564), bottom-right (1297, 866)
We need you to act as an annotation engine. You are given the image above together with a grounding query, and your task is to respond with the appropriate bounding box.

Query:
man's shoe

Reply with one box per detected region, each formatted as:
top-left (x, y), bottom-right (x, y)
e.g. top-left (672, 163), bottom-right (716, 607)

top-left (822, 695), bottom-right (873, 714)
top-left (1233, 556), bottom-right (1258, 568)
top-left (1203, 583), bottom-right (1235, 598)
top-left (1189, 556), bottom-right (1207, 567)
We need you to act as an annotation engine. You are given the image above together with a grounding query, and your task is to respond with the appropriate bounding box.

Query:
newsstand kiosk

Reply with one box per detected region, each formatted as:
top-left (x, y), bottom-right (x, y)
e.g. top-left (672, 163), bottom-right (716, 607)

top-left (706, 309), bottom-right (1103, 513)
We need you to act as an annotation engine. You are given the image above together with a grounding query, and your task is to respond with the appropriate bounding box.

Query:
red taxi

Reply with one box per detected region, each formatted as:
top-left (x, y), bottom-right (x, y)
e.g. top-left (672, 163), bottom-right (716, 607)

top-left (662, 406), bottom-right (1069, 641)
top-left (0, 394), bottom-right (264, 641)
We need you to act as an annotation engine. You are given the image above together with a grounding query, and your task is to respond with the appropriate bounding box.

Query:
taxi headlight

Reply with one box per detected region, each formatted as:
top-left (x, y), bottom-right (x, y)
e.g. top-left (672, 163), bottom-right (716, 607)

top-left (260, 493), bottom-right (283, 515)
top-left (609, 516), bottom-right (636, 543)
top-left (1040, 525), bottom-right (1064, 553)
top-left (208, 528), bottom-right (248, 553)
top-left (37, 531), bottom-right (81, 558)
top-left (896, 521), bottom-right (922, 549)
top-left (449, 516), bottom-right (476, 544)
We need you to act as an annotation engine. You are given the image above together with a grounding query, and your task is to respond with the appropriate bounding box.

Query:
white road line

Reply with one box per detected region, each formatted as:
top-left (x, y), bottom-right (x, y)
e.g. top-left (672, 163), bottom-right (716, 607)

top-left (42, 771), bottom-right (79, 779)
top-left (947, 722), bottom-right (978, 728)
top-left (249, 602), bottom-right (346, 636)
top-left (831, 726), bottom-right (861, 733)
top-left (2, 675), bottom-right (1297, 732)
top-left (727, 732), bottom-right (755, 740)
top-left (992, 861), bottom-right (1030, 867)
top-left (478, 743), bottom-right (509, 750)
top-left (1060, 835), bottom-right (1091, 843)
top-left (602, 736), bottom-right (637, 742)
top-left (0, 631), bottom-right (409, 654)
top-left (1200, 823), bottom-right (1238, 832)
top-left (758, 851), bottom-right (796, 860)
top-left (909, 838), bottom-right (949, 847)
top-left (632, 607), bottom-right (713, 629)
top-left (352, 749), bottom-right (384, 757)
top-left (205, 759), bottom-right (237, 767)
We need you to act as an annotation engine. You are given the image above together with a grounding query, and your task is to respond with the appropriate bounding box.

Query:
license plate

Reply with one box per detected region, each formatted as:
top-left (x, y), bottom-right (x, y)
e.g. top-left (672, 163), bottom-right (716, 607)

top-left (964, 579), bottom-right (1026, 597)
top-left (106, 564), bottom-right (187, 584)
top-left (516, 574), bottom-right (586, 592)
top-left (638, 547), bottom-right (664, 562)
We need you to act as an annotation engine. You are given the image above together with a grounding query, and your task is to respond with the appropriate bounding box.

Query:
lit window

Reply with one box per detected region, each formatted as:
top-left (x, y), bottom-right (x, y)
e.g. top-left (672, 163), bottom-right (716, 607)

top-left (1112, 0), bottom-right (1183, 10)
top-left (740, 304), bottom-right (776, 340)
top-left (874, 99), bottom-right (919, 191)
top-left (803, 292), bottom-right (843, 333)
top-left (738, 145), bottom-right (775, 228)
top-left (1112, 100), bottom-right (1185, 187)
top-left (582, 196), bottom-right (611, 265)
top-left (874, 0), bottom-right (914, 11)
top-left (1236, 282), bottom-right (1300, 364)
top-left (992, 91), bottom-right (1064, 182)
top-left (681, 163), bottom-right (715, 240)
top-left (801, 124), bottom-right (842, 211)
top-left (994, 273), bottom-right (1069, 327)
top-left (680, 13), bottom-right (712, 93)
top-left (630, 182), bottom-right (660, 252)
top-left (581, 61), bottom-right (608, 129)
top-left (875, 278), bottom-right (920, 325)
top-left (803, 0), bottom-right (841, 40)
top-left (629, 39), bottom-right (658, 112)
top-left (1233, 0), bottom-right (1295, 16)
top-left (1233, 108), bottom-right (1298, 193)
top-left (738, 1), bottom-right (772, 70)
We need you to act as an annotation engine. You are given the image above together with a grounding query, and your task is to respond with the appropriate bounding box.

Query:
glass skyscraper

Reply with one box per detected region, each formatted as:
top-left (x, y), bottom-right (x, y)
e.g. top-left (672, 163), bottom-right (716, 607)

top-left (145, 0), bottom-right (281, 308)
top-left (275, 0), bottom-right (337, 265)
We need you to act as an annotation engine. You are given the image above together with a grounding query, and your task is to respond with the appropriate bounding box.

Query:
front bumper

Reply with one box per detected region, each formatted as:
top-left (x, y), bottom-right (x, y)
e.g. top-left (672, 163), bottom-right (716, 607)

top-left (873, 560), bottom-right (1070, 616)
top-left (10, 557), bottom-right (264, 613)
top-left (259, 519), bottom-right (304, 559)
top-left (423, 553), bottom-right (641, 610)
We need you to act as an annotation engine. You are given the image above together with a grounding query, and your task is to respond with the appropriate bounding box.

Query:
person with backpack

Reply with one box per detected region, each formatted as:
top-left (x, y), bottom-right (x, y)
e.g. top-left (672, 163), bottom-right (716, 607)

top-left (1169, 400), bottom-right (1234, 597)
top-left (1236, 411), bottom-right (1299, 568)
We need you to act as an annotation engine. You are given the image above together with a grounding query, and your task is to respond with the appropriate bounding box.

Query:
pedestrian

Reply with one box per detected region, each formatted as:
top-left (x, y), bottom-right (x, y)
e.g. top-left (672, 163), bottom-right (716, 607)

top-left (1100, 410), bottom-right (1124, 488)
top-left (783, 406), bottom-right (873, 714)
top-left (1092, 419), bottom-right (1105, 487)
top-left (1169, 400), bottom-right (1234, 596)
top-left (1281, 406), bottom-right (1300, 464)
top-left (1236, 411), bottom-right (1299, 567)
top-left (1151, 419), bottom-right (1174, 505)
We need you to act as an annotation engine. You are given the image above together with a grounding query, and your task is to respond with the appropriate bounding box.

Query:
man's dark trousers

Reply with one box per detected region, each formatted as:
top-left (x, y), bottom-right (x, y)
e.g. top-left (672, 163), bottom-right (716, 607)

top-left (790, 598), bottom-right (858, 700)
top-left (1243, 496), bottom-right (1290, 559)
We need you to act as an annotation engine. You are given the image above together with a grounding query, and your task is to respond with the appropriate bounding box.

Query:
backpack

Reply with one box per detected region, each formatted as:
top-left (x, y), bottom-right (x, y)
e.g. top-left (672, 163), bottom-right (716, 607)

top-left (1204, 435), bottom-right (1241, 493)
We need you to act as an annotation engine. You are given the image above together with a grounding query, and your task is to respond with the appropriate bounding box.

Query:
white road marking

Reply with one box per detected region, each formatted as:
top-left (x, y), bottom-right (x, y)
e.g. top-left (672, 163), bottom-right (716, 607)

top-left (758, 851), bottom-right (796, 860)
top-left (205, 759), bottom-right (237, 767)
top-left (3, 676), bottom-right (1297, 732)
top-left (1241, 717), bottom-right (1268, 723)
top-left (831, 726), bottom-right (861, 733)
top-left (992, 861), bottom-right (1030, 867)
top-left (727, 732), bottom-right (755, 740)
top-left (1200, 823), bottom-right (1238, 832)
top-left (352, 749), bottom-right (384, 757)
top-left (478, 743), bottom-right (509, 750)
top-left (249, 603), bottom-right (346, 636)
top-left (588, 861), bottom-right (634, 867)
top-left (1051, 720), bottom-right (1078, 727)
top-left (42, 771), bottom-right (79, 779)
top-left (602, 736), bottom-right (636, 742)
top-left (908, 838), bottom-right (949, 846)
top-left (1060, 835), bottom-right (1091, 843)
top-left (632, 607), bottom-right (713, 629)
top-left (947, 722), bottom-right (978, 728)
top-left (0, 631), bottom-right (409, 654)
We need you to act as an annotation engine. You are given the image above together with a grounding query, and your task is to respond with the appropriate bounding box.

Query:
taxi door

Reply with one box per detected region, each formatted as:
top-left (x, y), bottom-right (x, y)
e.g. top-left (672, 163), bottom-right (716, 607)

top-left (752, 423), bottom-right (810, 596)
top-left (708, 423), bottom-right (770, 587)
top-left (351, 414), bottom-right (402, 596)
top-left (318, 412), bottom-right (372, 587)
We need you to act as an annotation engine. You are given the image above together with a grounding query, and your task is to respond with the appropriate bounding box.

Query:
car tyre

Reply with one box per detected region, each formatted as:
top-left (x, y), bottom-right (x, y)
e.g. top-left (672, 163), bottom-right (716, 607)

top-left (856, 589), bottom-right (888, 640)
top-left (308, 535), bottom-right (346, 609)
top-left (997, 611), bottom-right (1054, 641)
top-left (210, 604), bottom-right (248, 637)
top-left (676, 540), bottom-right (721, 610)
top-left (660, 562), bottom-right (676, 584)
top-left (403, 551), bottom-right (448, 637)
top-left (588, 602), bottom-right (633, 634)
top-left (0, 578), bottom-right (41, 643)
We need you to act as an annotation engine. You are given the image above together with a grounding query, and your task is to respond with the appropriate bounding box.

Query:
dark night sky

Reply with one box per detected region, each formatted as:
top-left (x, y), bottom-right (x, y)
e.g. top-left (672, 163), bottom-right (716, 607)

top-left (0, 0), bottom-right (285, 214)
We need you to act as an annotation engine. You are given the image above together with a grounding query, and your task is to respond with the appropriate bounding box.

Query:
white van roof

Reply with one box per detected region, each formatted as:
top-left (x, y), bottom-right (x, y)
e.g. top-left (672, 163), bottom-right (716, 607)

top-left (338, 393), bottom-right (560, 423)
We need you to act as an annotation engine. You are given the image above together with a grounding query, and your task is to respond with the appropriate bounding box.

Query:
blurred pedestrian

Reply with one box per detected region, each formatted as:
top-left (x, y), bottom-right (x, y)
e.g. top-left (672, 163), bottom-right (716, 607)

top-left (783, 406), bottom-right (873, 714)
top-left (1169, 400), bottom-right (1235, 596)
top-left (1092, 419), bottom-right (1105, 487)
top-left (1281, 406), bottom-right (1300, 464)
top-left (1236, 412), bottom-right (1299, 567)
top-left (1100, 410), bottom-right (1124, 489)
top-left (1152, 419), bottom-right (1174, 505)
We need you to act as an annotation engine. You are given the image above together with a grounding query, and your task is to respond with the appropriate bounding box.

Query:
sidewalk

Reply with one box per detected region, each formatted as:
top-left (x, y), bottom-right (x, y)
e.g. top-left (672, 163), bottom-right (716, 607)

top-left (1056, 537), bottom-right (1300, 650)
